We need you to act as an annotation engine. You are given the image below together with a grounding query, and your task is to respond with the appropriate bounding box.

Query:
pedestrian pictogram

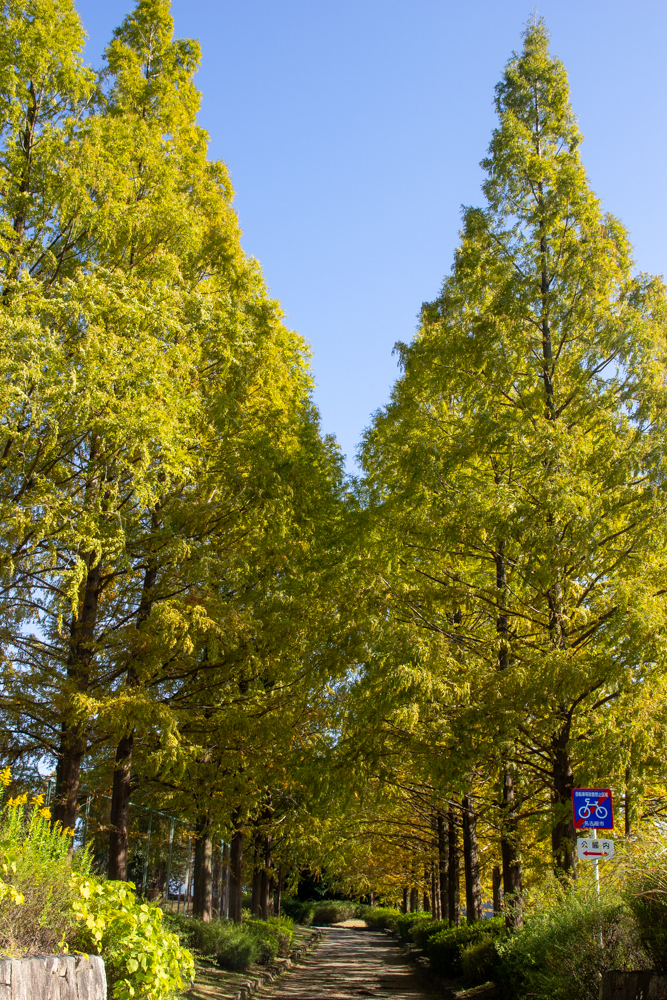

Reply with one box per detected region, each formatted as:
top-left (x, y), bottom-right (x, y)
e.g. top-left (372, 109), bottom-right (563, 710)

top-left (572, 788), bottom-right (614, 830)
top-left (577, 838), bottom-right (614, 860)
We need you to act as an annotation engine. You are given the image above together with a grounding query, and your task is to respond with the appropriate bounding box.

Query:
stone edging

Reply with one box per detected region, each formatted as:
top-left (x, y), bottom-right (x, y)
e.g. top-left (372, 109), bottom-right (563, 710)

top-left (0, 954), bottom-right (106, 1000)
top-left (231, 929), bottom-right (324, 1000)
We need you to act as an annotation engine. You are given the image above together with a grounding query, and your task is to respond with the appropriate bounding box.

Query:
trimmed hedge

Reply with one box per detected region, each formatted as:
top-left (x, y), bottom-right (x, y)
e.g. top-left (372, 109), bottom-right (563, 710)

top-left (359, 906), bottom-right (400, 930)
top-left (410, 918), bottom-right (449, 949)
top-left (280, 898), bottom-right (314, 925)
top-left (394, 911), bottom-right (433, 942)
top-left (426, 918), bottom-right (505, 977)
top-left (168, 914), bottom-right (294, 972)
top-left (312, 901), bottom-right (356, 925)
top-left (281, 898), bottom-right (357, 926)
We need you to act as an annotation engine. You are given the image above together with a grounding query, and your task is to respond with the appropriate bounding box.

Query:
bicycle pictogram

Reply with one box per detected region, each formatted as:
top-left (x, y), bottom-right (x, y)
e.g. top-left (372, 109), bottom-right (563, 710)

top-left (572, 788), bottom-right (614, 830)
top-left (577, 798), bottom-right (608, 821)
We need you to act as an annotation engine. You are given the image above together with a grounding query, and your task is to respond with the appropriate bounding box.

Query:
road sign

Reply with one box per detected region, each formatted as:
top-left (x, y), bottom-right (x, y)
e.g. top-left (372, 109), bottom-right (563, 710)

top-left (577, 837), bottom-right (614, 860)
top-left (572, 788), bottom-right (614, 830)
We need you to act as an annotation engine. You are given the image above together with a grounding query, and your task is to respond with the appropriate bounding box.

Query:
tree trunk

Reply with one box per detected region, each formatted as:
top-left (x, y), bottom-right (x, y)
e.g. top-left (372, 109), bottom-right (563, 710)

top-left (402, 886), bottom-right (408, 913)
top-left (437, 809), bottom-right (449, 922)
top-left (431, 867), bottom-right (439, 919)
top-left (551, 720), bottom-right (576, 877)
top-left (260, 833), bottom-right (272, 919)
top-left (423, 865), bottom-right (431, 912)
top-left (462, 794), bottom-right (482, 923)
top-left (52, 725), bottom-right (86, 834)
top-left (409, 886), bottom-right (419, 912)
top-left (501, 767), bottom-right (523, 930)
top-left (212, 848), bottom-right (221, 918)
top-left (275, 866), bottom-right (282, 916)
top-left (107, 552), bottom-right (158, 879)
top-left (221, 841), bottom-right (230, 919)
top-left (150, 859), bottom-right (167, 901)
top-left (447, 805), bottom-right (460, 926)
top-left (230, 828), bottom-right (244, 923)
top-left (193, 815), bottom-right (213, 921)
top-left (108, 732), bottom-right (133, 879)
top-left (52, 556), bottom-right (102, 833)
top-left (250, 831), bottom-right (262, 917)
top-left (492, 865), bottom-right (502, 916)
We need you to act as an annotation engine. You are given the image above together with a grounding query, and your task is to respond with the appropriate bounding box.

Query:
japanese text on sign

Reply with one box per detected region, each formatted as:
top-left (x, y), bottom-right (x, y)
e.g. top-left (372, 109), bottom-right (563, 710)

top-left (577, 838), bottom-right (614, 860)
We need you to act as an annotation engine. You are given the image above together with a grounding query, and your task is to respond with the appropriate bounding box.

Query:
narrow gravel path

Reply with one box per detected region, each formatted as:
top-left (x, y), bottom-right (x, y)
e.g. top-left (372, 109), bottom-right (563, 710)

top-left (260, 927), bottom-right (436, 1000)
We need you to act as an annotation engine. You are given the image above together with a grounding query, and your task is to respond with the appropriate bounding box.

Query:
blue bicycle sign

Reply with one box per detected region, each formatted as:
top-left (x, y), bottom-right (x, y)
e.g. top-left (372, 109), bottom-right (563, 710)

top-left (572, 788), bottom-right (614, 830)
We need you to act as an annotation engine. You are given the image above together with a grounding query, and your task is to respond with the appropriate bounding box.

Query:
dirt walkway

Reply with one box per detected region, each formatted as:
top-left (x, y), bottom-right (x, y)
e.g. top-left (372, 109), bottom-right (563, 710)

top-left (259, 926), bottom-right (436, 1000)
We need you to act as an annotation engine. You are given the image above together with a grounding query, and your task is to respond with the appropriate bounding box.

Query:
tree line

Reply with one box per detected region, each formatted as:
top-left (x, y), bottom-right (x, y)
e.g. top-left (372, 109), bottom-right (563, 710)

top-left (1, 1), bottom-right (667, 927)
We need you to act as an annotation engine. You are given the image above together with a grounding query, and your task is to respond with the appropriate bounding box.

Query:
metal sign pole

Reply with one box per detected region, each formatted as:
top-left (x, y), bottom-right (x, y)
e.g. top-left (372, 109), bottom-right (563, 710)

top-left (593, 826), bottom-right (603, 947)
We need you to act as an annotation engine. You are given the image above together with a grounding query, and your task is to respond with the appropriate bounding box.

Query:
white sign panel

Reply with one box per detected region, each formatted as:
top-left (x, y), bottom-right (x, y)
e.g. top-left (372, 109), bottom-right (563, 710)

top-left (577, 837), bottom-right (614, 860)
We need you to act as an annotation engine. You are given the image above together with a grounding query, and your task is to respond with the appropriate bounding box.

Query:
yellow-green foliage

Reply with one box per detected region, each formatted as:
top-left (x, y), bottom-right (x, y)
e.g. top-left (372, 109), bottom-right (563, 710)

top-left (621, 834), bottom-right (667, 972)
top-left (0, 780), bottom-right (88, 955)
top-left (74, 879), bottom-right (194, 1000)
top-left (0, 779), bottom-right (193, 1000)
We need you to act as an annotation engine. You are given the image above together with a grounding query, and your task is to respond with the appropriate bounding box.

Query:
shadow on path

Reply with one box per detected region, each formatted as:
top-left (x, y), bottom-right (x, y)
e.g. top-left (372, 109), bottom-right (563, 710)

top-left (260, 927), bottom-right (439, 1000)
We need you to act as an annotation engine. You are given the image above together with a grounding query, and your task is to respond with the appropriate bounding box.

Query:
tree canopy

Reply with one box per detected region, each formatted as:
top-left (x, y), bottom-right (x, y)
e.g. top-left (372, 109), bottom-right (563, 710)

top-left (1, 7), bottom-right (667, 932)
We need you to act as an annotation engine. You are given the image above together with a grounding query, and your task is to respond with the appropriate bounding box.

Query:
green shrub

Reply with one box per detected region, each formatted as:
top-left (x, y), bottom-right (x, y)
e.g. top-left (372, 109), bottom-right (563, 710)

top-left (243, 921), bottom-right (279, 964)
top-left (0, 789), bottom-right (92, 955)
top-left (267, 915), bottom-right (295, 956)
top-left (166, 914), bottom-right (223, 957)
top-left (426, 919), bottom-right (504, 977)
top-left (361, 906), bottom-right (400, 930)
top-left (0, 780), bottom-right (194, 1000)
top-left (623, 835), bottom-right (667, 971)
top-left (281, 897), bottom-right (356, 925)
top-left (461, 936), bottom-right (500, 985)
top-left (495, 884), bottom-right (646, 1000)
top-left (312, 900), bottom-right (356, 925)
top-left (170, 918), bottom-right (262, 972)
top-left (168, 914), bottom-right (293, 970)
top-left (214, 926), bottom-right (261, 971)
top-left (281, 898), bottom-right (314, 925)
top-left (73, 877), bottom-right (194, 1000)
top-left (410, 918), bottom-right (449, 949)
top-left (427, 925), bottom-right (476, 976)
top-left (246, 917), bottom-right (295, 961)
top-left (394, 911), bottom-right (433, 942)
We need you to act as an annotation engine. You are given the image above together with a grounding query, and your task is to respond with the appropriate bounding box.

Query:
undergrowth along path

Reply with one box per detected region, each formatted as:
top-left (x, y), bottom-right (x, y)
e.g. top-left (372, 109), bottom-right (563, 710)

top-left (259, 926), bottom-right (436, 1000)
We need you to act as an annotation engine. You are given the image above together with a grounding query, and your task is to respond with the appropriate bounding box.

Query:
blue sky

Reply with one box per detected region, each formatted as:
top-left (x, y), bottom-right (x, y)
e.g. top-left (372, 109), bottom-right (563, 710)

top-left (76, 1), bottom-right (667, 471)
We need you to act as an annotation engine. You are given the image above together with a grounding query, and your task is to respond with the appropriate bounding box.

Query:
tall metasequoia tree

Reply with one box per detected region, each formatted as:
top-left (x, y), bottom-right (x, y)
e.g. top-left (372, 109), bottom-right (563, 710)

top-left (447, 806), bottom-right (460, 926)
top-left (436, 810), bottom-right (449, 921)
top-left (0, 0), bottom-right (345, 874)
top-left (192, 813), bottom-right (214, 922)
top-left (361, 19), bottom-right (667, 881)
top-left (462, 794), bottom-right (482, 923)
top-left (0, 0), bottom-right (200, 832)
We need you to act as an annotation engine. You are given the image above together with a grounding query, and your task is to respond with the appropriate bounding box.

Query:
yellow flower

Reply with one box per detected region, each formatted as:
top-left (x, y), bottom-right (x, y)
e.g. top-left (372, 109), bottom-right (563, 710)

top-left (31, 794), bottom-right (44, 807)
top-left (39, 807), bottom-right (51, 820)
top-left (7, 793), bottom-right (27, 807)
top-left (0, 768), bottom-right (11, 788)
